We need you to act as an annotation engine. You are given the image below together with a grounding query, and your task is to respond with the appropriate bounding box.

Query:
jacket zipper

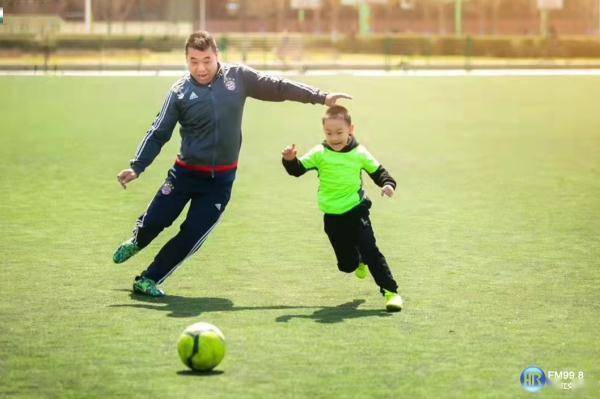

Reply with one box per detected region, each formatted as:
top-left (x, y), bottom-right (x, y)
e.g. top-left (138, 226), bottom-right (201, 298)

top-left (209, 83), bottom-right (218, 178)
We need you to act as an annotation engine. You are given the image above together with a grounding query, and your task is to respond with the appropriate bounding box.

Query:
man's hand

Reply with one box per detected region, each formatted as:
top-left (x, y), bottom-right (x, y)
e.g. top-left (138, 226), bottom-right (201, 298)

top-left (325, 93), bottom-right (353, 107)
top-left (117, 168), bottom-right (138, 189)
top-left (381, 184), bottom-right (395, 198)
top-left (281, 144), bottom-right (298, 161)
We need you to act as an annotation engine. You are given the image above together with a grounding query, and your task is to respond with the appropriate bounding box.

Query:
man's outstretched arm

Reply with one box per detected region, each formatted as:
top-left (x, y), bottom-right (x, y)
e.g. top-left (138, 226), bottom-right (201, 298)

top-left (242, 66), bottom-right (351, 106)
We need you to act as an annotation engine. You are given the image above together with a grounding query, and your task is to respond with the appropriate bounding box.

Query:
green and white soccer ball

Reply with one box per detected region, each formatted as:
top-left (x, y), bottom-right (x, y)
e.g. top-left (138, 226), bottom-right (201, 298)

top-left (177, 322), bottom-right (226, 371)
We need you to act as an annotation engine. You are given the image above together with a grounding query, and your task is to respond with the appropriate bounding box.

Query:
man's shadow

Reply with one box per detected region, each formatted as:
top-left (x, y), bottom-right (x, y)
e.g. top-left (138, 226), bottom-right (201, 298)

top-left (110, 290), bottom-right (314, 318)
top-left (276, 299), bottom-right (391, 324)
top-left (110, 290), bottom-right (390, 323)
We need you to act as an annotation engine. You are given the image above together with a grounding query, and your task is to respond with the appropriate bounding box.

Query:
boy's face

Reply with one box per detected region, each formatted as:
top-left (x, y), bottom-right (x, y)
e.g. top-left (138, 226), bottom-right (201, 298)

top-left (186, 47), bottom-right (219, 85)
top-left (323, 117), bottom-right (354, 151)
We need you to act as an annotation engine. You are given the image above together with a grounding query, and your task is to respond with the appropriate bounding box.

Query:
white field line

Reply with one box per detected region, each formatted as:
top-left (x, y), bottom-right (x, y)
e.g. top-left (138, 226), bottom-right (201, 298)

top-left (2, 69), bottom-right (600, 77)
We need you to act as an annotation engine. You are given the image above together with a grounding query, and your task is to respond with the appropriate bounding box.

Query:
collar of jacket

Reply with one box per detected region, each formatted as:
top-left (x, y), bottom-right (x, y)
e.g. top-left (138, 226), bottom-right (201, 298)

top-left (189, 63), bottom-right (224, 87)
top-left (322, 135), bottom-right (358, 153)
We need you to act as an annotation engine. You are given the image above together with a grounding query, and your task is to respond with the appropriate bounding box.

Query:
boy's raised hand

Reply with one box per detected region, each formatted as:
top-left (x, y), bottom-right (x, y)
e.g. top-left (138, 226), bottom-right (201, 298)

top-left (381, 184), bottom-right (395, 198)
top-left (281, 144), bottom-right (298, 161)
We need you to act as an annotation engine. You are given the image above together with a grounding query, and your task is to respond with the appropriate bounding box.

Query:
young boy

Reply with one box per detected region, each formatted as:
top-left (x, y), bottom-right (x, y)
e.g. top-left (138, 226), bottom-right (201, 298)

top-left (281, 105), bottom-right (403, 312)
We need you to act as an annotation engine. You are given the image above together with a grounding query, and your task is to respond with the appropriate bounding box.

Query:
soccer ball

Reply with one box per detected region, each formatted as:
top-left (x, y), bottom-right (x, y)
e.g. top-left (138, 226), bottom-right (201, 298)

top-left (177, 322), bottom-right (226, 371)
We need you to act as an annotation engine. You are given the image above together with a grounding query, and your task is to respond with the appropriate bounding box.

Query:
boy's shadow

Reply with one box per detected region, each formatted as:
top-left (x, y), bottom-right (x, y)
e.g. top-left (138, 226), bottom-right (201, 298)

top-left (276, 299), bottom-right (391, 324)
top-left (110, 291), bottom-right (390, 323)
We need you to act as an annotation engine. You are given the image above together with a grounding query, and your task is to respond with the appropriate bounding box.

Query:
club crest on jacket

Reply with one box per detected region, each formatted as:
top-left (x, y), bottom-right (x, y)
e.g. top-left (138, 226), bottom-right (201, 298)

top-left (224, 78), bottom-right (236, 91)
top-left (161, 182), bottom-right (174, 195)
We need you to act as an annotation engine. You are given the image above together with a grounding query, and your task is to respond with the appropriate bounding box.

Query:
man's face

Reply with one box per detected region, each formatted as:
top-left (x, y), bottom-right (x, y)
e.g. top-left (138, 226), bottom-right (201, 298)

top-left (186, 47), bottom-right (219, 85)
top-left (323, 117), bottom-right (354, 151)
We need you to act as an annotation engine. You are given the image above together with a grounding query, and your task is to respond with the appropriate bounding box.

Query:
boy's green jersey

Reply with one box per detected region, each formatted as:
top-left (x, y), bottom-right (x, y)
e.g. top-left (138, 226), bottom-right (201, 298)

top-left (299, 141), bottom-right (382, 215)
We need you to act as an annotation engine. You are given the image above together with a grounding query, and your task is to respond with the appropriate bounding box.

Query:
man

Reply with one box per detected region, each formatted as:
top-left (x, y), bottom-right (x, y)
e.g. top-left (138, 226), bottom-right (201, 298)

top-left (114, 31), bottom-right (351, 297)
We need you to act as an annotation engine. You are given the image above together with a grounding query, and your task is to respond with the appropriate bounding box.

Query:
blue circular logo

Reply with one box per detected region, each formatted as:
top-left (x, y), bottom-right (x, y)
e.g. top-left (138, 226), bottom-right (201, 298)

top-left (520, 367), bottom-right (546, 392)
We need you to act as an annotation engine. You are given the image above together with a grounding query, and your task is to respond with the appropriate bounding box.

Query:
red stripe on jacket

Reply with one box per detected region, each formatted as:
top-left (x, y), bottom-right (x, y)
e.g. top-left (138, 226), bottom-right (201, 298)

top-left (175, 157), bottom-right (238, 173)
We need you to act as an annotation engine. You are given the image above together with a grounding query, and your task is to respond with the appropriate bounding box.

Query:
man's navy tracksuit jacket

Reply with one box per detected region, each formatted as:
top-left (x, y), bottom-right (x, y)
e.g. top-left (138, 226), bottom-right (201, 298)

top-left (128, 63), bottom-right (327, 284)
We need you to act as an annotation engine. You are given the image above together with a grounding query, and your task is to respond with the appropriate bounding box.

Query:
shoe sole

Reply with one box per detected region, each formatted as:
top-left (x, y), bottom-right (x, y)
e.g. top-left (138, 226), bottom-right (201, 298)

top-left (386, 304), bottom-right (402, 312)
top-left (113, 255), bottom-right (126, 264)
top-left (113, 250), bottom-right (139, 264)
top-left (132, 286), bottom-right (165, 297)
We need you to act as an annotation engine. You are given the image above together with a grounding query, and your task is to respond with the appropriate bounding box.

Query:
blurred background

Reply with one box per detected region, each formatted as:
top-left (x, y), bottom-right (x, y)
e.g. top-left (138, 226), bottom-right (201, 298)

top-left (1, 0), bottom-right (599, 70)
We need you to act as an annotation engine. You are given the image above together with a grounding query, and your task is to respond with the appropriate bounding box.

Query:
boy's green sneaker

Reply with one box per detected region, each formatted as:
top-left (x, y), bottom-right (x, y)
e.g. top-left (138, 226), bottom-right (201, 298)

top-left (384, 290), bottom-right (403, 312)
top-left (355, 263), bottom-right (369, 279)
top-left (132, 276), bottom-right (165, 297)
top-left (113, 238), bottom-right (140, 264)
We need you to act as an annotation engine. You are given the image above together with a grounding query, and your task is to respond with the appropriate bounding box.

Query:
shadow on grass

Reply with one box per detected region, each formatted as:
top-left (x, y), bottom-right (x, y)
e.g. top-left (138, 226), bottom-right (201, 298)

top-left (276, 299), bottom-right (391, 324)
top-left (177, 370), bottom-right (224, 377)
top-left (109, 290), bottom-right (319, 318)
top-left (110, 290), bottom-right (391, 323)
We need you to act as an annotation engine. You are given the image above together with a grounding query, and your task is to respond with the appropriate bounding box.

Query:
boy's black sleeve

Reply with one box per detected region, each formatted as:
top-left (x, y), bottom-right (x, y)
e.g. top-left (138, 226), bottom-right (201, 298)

top-left (368, 165), bottom-right (396, 189)
top-left (282, 158), bottom-right (308, 177)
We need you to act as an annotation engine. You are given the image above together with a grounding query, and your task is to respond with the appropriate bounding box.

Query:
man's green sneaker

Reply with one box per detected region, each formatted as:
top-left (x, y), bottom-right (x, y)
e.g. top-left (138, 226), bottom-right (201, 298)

top-left (384, 290), bottom-right (403, 312)
top-left (113, 238), bottom-right (140, 264)
top-left (133, 276), bottom-right (165, 297)
top-left (355, 263), bottom-right (369, 279)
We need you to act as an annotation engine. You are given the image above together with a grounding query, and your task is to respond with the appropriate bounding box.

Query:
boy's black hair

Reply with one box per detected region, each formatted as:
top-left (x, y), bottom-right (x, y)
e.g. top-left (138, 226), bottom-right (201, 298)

top-left (322, 105), bottom-right (351, 125)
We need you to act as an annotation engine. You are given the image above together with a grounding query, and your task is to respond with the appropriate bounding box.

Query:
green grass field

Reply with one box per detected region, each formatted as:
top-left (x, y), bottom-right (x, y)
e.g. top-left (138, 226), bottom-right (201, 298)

top-left (1, 74), bottom-right (599, 398)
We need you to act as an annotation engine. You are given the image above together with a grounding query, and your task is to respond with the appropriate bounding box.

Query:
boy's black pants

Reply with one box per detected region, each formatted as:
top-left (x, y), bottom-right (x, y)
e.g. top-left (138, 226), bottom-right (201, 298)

top-left (323, 200), bottom-right (398, 294)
